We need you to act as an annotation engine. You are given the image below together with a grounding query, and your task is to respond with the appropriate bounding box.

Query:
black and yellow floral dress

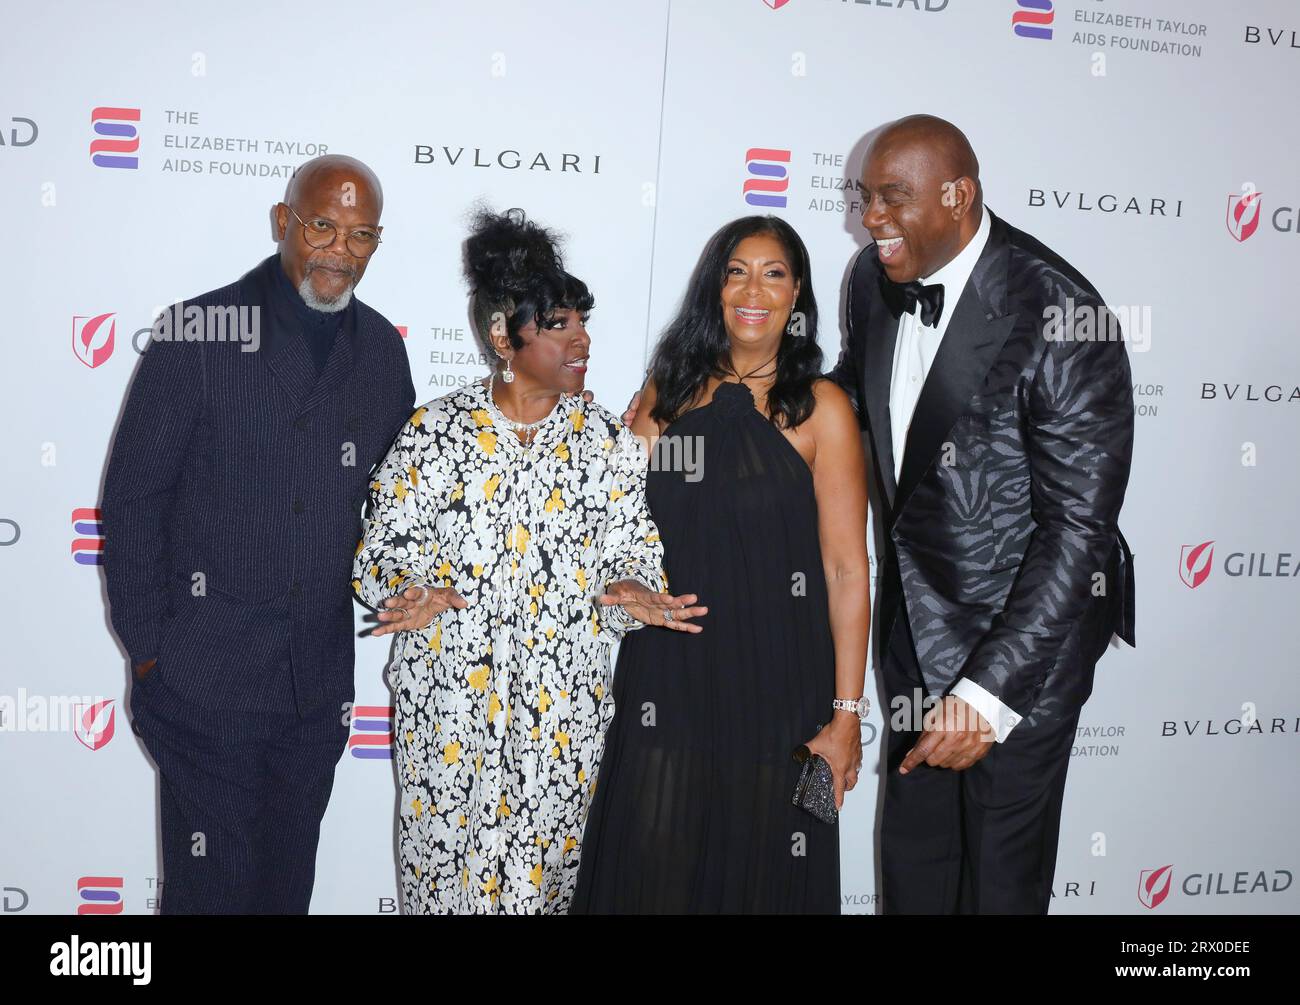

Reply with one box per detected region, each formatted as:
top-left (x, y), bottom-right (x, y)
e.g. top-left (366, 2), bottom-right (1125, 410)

top-left (354, 377), bottom-right (664, 913)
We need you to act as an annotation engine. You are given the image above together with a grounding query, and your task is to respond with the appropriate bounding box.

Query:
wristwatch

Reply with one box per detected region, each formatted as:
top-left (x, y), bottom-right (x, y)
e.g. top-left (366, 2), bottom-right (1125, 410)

top-left (832, 696), bottom-right (871, 721)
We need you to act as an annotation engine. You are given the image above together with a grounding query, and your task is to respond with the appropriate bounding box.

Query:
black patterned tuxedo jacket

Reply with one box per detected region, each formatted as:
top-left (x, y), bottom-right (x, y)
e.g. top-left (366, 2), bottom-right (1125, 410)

top-left (830, 209), bottom-right (1136, 719)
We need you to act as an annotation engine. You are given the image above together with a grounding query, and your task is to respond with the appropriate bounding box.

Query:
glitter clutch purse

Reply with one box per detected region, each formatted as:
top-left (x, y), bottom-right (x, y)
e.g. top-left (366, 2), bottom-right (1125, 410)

top-left (792, 743), bottom-right (838, 824)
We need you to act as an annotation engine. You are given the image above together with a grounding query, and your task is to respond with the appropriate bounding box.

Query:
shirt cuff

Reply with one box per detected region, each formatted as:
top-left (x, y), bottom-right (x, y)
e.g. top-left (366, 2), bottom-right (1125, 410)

top-left (950, 678), bottom-right (1022, 743)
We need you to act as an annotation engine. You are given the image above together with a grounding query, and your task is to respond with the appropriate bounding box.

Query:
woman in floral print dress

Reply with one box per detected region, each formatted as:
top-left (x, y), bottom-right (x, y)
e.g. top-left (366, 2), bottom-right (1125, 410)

top-left (353, 209), bottom-right (705, 913)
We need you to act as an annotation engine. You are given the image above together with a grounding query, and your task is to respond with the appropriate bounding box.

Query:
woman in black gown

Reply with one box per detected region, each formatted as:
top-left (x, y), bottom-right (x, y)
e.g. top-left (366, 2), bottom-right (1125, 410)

top-left (573, 217), bottom-right (870, 913)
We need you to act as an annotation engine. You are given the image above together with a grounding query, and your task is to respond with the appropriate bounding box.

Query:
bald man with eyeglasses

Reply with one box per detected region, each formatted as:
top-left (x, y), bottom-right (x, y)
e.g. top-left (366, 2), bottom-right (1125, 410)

top-left (102, 154), bottom-right (415, 914)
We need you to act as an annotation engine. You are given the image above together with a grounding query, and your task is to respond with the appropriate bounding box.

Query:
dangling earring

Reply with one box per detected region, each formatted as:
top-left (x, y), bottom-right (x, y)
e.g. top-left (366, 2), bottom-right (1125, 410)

top-left (502, 356), bottom-right (515, 383)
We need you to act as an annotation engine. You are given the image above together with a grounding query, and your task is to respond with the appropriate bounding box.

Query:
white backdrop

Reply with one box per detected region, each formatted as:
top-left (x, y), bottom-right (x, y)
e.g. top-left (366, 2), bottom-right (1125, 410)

top-left (2, 0), bottom-right (1297, 915)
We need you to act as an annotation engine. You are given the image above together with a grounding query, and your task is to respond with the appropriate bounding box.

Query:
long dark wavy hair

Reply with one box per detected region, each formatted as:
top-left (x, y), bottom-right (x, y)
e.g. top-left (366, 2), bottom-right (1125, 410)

top-left (463, 206), bottom-right (593, 357)
top-left (648, 215), bottom-right (821, 429)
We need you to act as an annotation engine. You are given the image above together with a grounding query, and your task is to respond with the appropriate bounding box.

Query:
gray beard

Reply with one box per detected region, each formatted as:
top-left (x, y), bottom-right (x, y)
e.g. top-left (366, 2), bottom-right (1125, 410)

top-left (299, 273), bottom-right (353, 313)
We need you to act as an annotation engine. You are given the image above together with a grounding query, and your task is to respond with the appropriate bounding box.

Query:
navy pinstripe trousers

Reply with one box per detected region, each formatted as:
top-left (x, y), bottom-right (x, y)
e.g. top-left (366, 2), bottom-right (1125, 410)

top-left (127, 662), bottom-right (350, 914)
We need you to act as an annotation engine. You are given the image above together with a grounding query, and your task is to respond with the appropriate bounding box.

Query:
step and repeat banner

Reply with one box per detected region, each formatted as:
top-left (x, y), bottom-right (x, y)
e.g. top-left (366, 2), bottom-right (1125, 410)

top-left (2, 0), bottom-right (1297, 915)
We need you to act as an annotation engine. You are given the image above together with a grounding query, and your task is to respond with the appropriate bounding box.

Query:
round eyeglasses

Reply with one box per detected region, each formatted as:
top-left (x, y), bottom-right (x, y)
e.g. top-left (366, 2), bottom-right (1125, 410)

top-left (285, 204), bottom-right (382, 258)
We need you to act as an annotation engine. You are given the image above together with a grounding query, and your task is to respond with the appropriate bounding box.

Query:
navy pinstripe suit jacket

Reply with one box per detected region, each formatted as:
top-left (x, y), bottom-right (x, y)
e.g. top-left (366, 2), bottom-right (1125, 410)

top-left (102, 254), bottom-right (415, 714)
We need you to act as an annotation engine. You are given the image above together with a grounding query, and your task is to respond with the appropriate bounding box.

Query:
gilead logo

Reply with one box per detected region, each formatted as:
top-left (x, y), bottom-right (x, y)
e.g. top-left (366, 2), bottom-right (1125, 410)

top-left (1182, 542), bottom-right (1300, 587)
top-left (1179, 541), bottom-right (1213, 589)
top-left (1134, 862), bottom-right (1291, 917)
top-left (1138, 865), bottom-right (1173, 909)
top-left (73, 313), bottom-right (116, 369)
top-left (1226, 189), bottom-right (1263, 242)
top-left (73, 699), bottom-right (116, 751)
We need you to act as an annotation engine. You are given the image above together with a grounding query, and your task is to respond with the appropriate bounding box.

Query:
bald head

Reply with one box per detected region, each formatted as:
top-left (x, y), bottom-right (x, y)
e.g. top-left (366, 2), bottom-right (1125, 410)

top-left (275, 154), bottom-right (385, 310)
top-left (875, 115), bottom-right (981, 200)
top-left (284, 154), bottom-right (384, 215)
top-left (860, 115), bottom-right (983, 283)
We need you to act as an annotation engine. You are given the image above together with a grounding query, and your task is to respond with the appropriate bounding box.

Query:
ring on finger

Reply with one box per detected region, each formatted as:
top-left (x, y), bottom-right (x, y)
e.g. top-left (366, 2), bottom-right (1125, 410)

top-left (663, 608), bottom-right (674, 623)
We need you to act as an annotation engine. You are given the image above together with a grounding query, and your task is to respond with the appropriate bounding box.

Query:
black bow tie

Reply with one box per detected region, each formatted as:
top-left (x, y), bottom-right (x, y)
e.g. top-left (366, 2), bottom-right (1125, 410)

top-left (879, 274), bottom-right (945, 328)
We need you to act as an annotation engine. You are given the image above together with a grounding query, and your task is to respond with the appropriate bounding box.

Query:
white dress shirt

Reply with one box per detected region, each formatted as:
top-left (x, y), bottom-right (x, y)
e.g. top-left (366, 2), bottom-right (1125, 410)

top-left (885, 209), bottom-right (1022, 743)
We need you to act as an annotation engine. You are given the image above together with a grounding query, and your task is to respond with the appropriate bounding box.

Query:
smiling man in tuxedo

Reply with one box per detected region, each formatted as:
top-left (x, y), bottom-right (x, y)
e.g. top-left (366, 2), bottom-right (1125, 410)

top-left (829, 115), bottom-right (1135, 914)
